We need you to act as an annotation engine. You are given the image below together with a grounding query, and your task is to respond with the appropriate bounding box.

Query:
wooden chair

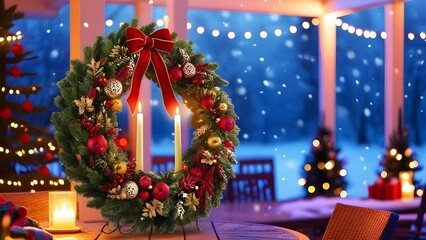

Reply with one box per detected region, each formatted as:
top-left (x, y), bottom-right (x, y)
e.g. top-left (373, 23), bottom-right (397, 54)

top-left (392, 185), bottom-right (426, 239)
top-left (322, 203), bottom-right (399, 240)
top-left (152, 156), bottom-right (174, 174)
top-left (225, 159), bottom-right (275, 203)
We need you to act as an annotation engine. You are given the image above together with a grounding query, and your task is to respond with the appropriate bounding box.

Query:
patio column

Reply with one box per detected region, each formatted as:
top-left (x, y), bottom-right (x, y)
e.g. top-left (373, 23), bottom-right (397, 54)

top-left (70, 0), bottom-right (105, 221)
top-left (70, 0), bottom-right (105, 60)
top-left (166, 0), bottom-right (191, 151)
top-left (128, 0), bottom-right (153, 171)
top-left (318, 13), bottom-right (337, 137)
top-left (384, 1), bottom-right (404, 145)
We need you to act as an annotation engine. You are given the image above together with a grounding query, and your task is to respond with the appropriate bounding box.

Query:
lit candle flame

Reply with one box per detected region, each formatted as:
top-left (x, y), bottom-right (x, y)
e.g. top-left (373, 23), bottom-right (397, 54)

top-left (138, 101), bottom-right (142, 113)
top-left (175, 106), bottom-right (179, 115)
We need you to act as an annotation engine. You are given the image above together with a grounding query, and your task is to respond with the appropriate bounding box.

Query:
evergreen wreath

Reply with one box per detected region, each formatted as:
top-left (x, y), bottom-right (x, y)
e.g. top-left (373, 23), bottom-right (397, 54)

top-left (51, 20), bottom-right (239, 233)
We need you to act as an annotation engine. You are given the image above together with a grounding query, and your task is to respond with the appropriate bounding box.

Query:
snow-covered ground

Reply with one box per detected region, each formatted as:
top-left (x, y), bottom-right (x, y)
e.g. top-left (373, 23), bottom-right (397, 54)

top-left (234, 140), bottom-right (426, 201)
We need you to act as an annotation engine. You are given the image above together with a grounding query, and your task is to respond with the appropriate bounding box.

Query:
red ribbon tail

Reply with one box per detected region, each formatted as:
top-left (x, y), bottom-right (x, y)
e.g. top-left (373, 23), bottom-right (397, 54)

top-left (126, 50), bottom-right (151, 114)
top-left (151, 50), bottom-right (180, 118)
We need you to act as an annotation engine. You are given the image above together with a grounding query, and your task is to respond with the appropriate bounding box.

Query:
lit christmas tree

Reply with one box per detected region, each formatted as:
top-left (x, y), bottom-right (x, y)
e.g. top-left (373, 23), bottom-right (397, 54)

top-left (301, 126), bottom-right (348, 198)
top-left (0, 1), bottom-right (68, 192)
top-left (379, 109), bottom-right (420, 187)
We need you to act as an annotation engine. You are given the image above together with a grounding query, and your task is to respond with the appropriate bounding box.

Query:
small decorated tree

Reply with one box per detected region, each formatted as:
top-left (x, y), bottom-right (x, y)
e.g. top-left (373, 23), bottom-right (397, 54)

top-left (380, 110), bottom-right (420, 186)
top-left (301, 126), bottom-right (347, 198)
top-left (0, 1), bottom-right (68, 192)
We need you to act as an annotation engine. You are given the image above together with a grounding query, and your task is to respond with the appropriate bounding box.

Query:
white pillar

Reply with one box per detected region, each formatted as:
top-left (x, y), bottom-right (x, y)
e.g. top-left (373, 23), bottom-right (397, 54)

top-left (70, 0), bottom-right (105, 60)
top-left (384, 2), bottom-right (404, 145)
top-left (70, 0), bottom-right (105, 221)
top-left (318, 13), bottom-right (337, 136)
top-left (166, 0), bottom-right (188, 39)
top-left (166, 0), bottom-right (191, 152)
top-left (128, 0), bottom-right (153, 171)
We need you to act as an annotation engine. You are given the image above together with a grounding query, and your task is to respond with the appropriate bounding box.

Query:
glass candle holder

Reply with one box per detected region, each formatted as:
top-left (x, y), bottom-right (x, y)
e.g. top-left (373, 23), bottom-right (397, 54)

top-left (46, 191), bottom-right (80, 233)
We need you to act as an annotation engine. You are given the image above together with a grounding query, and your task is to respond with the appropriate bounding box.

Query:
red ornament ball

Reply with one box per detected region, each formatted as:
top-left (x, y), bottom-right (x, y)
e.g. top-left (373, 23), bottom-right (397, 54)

top-left (0, 107), bottom-right (12, 119)
top-left (20, 132), bottom-right (31, 144)
top-left (11, 42), bottom-right (24, 55)
top-left (98, 76), bottom-right (107, 85)
top-left (200, 96), bottom-right (215, 109)
top-left (223, 140), bottom-right (233, 148)
top-left (139, 176), bottom-right (152, 189)
top-left (22, 100), bottom-right (33, 112)
top-left (169, 66), bottom-right (183, 82)
top-left (138, 191), bottom-right (150, 201)
top-left (38, 165), bottom-right (50, 177)
top-left (152, 182), bottom-right (170, 201)
top-left (217, 116), bottom-right (235, 132)
top-left (9, 65), bottom-right (21, 78)
top-left (45, 151), bottom-right (53, 161)
top-left (87, 135), bottom-right (108, 155)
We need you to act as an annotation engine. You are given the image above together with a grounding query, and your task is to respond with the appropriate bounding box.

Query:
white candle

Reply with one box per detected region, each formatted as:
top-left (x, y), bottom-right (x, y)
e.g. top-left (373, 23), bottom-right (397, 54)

top-left (401, 182), bottom-right (415, 200)
top-left (136, 102), bottom-right (144, 171)
top-left (52, 204), bottom-right (75, 229)
top-left (399, 171), bottom-right (413, 185)
top-left (174, 107), bottom-right (182, 172)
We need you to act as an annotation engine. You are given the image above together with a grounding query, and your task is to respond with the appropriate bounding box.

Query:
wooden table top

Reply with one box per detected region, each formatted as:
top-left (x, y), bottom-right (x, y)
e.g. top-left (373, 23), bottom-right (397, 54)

top-left (49, 220), bottom-right (309, 240)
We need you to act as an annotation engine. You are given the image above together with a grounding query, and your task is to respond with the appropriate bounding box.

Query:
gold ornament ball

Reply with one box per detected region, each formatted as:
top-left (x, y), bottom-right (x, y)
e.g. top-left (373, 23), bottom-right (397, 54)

top-left (121, 181), bottom-right (138, 199)
top-left (207, 88), bottom-right (218, 99)
top-left (182, 63), bottom-right (196, 78)
top-left (218, 103), bottom-right (228, 112)
top-left (207, 135), bottom-right (222, 149)
top-left (104, 79), bottom-right (123, 98)
top-left (111, 98), bottom-right (123, 111)
top-left (113, 160), bottom-right (127, 175)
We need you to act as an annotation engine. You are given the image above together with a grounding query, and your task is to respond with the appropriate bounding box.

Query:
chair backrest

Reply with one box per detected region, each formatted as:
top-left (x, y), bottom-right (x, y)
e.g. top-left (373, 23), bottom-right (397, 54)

top-left (322, 203), bottom-right (399, 240)
top-left (152, 156), bottom-right (174, 174)
top-left (225, 159), bottom-right (275, 203)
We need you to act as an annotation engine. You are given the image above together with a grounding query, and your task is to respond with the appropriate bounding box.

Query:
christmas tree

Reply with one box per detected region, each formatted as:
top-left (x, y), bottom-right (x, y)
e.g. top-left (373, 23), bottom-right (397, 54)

top-left (300, 126), bottom-right (348, 198)
top-left (0, 1), bottom-right (69, 192)
top-left (380, 109), bottom-right (420, 185)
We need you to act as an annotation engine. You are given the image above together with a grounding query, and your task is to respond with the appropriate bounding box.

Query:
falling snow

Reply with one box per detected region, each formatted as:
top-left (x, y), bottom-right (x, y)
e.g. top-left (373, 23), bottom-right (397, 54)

top-left (11, 0), bottom-right (426, 201)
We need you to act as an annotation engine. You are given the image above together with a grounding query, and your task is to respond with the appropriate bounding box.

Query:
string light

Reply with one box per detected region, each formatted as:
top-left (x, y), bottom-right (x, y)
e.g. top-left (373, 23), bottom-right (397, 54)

top-left (0, 32), bottom-right (23, 43)
top-left (153, 14), bottom-right (425, 41)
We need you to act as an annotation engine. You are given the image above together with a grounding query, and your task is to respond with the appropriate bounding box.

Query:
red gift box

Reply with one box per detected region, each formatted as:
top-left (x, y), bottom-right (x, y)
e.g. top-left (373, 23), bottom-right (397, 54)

top-left (368, 178), bottom-right (401, 200)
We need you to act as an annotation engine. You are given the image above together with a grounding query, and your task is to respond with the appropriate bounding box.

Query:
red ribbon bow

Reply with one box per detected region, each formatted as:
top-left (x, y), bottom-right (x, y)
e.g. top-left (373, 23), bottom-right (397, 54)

top-left (126, 27), bottom-right (179, 118)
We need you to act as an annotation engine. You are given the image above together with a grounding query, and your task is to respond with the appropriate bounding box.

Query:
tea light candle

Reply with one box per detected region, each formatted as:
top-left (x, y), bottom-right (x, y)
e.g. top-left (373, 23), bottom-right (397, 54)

top-left (52, 204), bottom-right (76, 229)
top-left (47, 191), bottom-right (79, 232)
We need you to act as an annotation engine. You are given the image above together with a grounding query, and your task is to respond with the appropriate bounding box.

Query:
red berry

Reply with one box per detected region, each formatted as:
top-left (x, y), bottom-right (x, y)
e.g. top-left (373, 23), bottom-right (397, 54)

top-left (88, 88), bottom-right (97, 98)
top-left (200, 96), bottom-right (215, 109)
top-left (138, 191), bottom-right (150, 201)
top-left (152, 182), bottom-right (170, 201)
top-left (139, 176), bottom-right (152, 189)
top-left (108, 128), bottom-right (117, 136)
top-left (104, 100), bottom-right (114, 108)
top-left (98, 77), bottom-right (107, 85)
